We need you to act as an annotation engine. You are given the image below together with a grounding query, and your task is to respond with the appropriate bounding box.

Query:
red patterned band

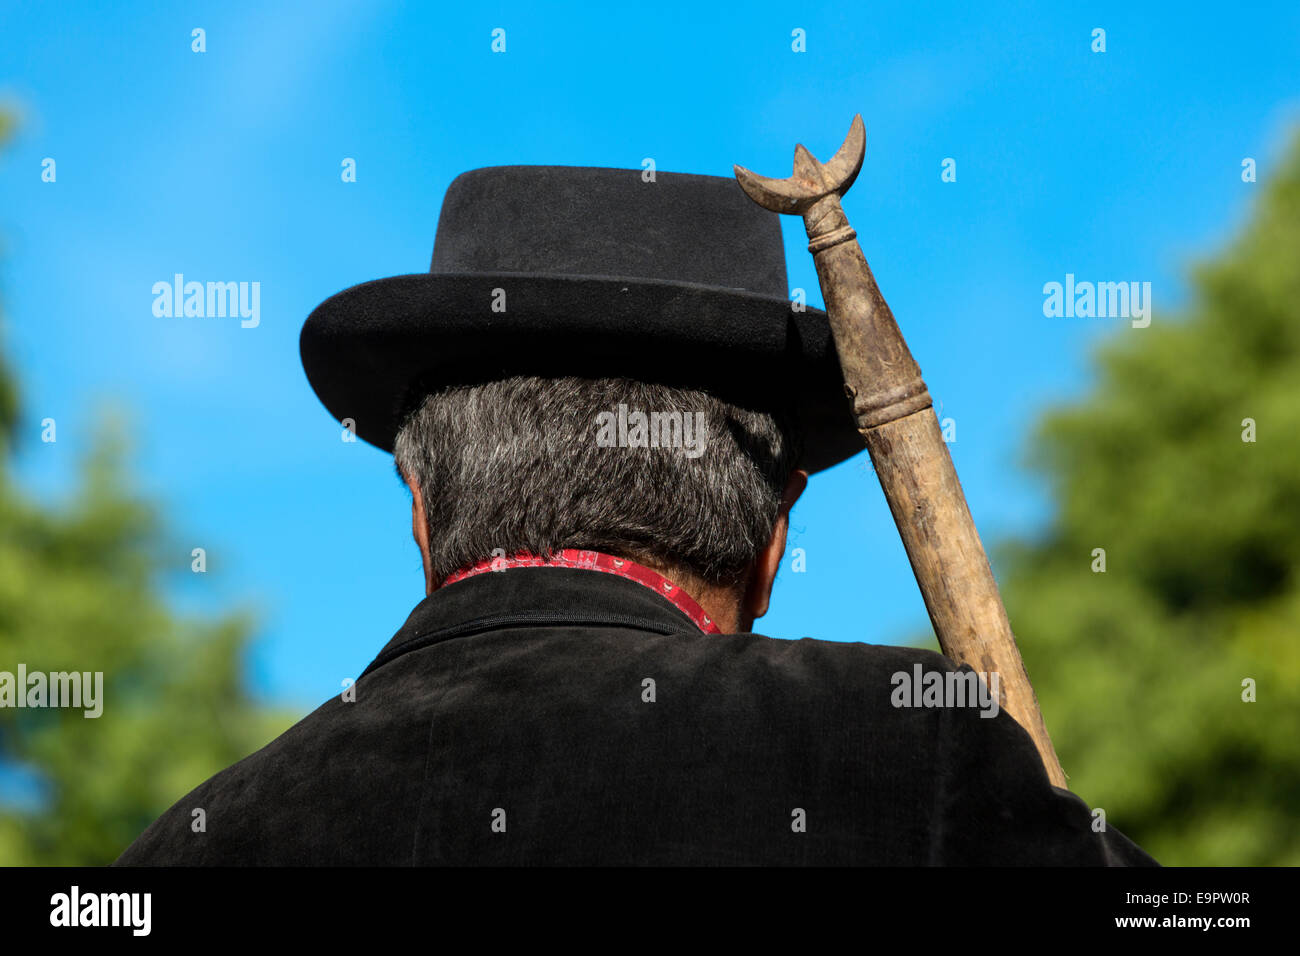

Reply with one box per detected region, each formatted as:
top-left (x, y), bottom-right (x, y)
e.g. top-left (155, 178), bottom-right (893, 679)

top-left (440, 549), bottom-right (723, 635)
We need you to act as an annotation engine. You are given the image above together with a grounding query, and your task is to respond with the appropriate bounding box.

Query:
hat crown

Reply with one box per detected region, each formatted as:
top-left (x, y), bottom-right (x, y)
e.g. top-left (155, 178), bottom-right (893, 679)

top-left (429, 165), bottom-right (789, 298)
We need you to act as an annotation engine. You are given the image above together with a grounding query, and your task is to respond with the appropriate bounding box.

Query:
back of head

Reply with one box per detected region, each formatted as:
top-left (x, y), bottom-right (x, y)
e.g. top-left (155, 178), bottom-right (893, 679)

top-left (393, 375), bottom-right (802, 591)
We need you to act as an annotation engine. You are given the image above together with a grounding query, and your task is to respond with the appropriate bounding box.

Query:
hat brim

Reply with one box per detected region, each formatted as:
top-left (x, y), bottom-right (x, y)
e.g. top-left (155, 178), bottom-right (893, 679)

top-left (300, 273), bottom-right (865, 473)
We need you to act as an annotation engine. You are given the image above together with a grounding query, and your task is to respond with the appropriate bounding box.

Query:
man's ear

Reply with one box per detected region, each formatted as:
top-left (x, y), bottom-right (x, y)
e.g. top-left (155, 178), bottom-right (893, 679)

top-left (741, 469), bottom-right (809, 625)
top-left (401, 469), bottom-right (436, 595)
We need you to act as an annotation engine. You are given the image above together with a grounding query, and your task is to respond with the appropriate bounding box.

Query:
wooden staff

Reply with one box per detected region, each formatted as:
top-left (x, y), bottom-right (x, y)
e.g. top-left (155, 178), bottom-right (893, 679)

top-left (735, 115), bottom-right (1068, 788)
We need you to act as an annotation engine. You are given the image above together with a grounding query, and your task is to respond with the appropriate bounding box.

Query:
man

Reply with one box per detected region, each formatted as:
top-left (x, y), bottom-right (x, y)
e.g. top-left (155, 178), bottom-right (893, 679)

top-left (116, 166), bottom-right (1155, 865)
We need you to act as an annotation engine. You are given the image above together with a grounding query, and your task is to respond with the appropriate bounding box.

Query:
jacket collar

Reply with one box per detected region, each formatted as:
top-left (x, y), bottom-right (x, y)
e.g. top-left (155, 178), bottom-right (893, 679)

top-left (360, 565), bottom-right (707, 679)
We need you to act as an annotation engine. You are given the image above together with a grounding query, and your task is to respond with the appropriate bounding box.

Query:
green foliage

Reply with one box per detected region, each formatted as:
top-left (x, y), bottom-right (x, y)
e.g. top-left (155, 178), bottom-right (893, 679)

top-left (1000, 131), bottom-right (1300, 865)
top-left (0, 112), bottom-right (294, 864)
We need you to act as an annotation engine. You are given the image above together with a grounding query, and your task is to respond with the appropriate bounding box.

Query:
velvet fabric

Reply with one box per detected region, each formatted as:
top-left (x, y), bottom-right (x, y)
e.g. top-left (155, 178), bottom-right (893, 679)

top-left (116, 568), bottom-right (1157, 866)
top-left (298, 165), bottom-right (865, 473)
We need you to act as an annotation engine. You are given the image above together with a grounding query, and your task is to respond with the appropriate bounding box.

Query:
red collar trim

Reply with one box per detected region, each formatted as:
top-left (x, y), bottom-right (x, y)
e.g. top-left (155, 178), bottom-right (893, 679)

top-left (440, 549), bottom-right (723, 635)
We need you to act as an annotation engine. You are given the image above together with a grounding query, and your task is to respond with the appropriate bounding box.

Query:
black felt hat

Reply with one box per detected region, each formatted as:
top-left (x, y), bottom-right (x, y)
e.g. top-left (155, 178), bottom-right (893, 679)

top-left (300, 165), bottom-right (862, 472)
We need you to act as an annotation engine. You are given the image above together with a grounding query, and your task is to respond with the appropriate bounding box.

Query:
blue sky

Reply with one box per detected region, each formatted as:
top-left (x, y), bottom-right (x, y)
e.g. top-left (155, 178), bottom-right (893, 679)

top-left (2, 0), bottom-right (1297, 709)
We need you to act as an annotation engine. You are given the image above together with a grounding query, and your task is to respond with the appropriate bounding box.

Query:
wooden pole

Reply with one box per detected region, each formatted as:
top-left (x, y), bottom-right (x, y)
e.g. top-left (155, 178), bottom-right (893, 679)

top-left (735, 115), bottom-right (1068, 788)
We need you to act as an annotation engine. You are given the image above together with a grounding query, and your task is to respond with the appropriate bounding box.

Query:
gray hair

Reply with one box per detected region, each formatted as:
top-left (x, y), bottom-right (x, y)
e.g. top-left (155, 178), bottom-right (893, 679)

top-left (393, 375), bottom-right (800, 587)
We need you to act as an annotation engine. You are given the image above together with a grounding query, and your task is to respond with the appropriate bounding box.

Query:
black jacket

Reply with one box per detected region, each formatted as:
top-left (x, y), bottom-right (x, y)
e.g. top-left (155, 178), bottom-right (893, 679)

top-left (115, 566), bottom-right (1157, 865)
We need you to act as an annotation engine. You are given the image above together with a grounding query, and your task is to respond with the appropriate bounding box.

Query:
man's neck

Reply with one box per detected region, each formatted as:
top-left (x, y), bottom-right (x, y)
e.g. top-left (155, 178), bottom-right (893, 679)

top-left (430, 549), bottom-right (751, 634)
top-left (631, 555), bottom-right (748, 633)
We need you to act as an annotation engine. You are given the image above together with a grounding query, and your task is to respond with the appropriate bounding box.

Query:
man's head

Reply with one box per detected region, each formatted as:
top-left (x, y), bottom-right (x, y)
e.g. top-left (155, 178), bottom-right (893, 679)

top-left (393, 375), bottom-right (808, 632)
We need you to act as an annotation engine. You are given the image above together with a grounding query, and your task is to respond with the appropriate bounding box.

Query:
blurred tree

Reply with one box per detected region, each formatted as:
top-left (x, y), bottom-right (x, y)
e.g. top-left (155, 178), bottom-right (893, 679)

top-left (1001, 130), bottom-right (1300, 865)
top-left (0, 113), bottom-right (294, 865)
